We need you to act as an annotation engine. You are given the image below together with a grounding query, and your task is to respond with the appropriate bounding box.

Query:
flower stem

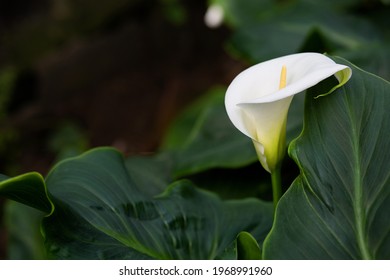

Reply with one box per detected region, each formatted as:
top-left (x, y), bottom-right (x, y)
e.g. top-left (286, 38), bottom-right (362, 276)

top-left (271, 166), bottom-right (282, 210)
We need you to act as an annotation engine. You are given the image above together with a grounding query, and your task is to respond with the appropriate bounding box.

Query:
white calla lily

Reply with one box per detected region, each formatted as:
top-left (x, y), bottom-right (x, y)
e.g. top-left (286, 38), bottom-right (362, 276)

top-left (225, 53), bottom-right (352, 173)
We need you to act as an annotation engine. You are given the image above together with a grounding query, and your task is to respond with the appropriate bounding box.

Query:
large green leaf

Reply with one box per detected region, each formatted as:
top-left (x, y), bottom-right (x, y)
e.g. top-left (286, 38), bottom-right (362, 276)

top-left (44, 148), bottom-right (273, 259)
top-left (125, 152), bottom-right (175, 197)
top-left (263, 58), bottom-right (390, 259)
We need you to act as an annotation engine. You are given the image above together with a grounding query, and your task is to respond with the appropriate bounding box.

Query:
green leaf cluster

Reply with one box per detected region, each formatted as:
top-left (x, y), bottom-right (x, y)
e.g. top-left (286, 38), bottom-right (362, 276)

top-left (1, 56), bottom-right (389, 259)
top-left (0, 147), bottom-right (273, 259)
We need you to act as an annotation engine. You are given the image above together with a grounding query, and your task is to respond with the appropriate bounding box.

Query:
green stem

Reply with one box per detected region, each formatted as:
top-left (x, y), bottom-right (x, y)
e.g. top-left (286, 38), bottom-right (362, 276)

top-left (271, 166), bottom-right (282, 210)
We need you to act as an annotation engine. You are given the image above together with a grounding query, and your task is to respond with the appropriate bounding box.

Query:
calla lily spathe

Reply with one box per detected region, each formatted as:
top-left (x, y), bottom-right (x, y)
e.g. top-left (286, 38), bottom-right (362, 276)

top-left (225, 53), bottom-right (352, 173)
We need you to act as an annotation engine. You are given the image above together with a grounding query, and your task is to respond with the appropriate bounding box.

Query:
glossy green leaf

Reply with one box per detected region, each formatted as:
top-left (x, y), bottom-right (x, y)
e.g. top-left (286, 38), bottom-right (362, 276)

top-left (125, 152), bottom-right (175, 197)
top-left (263, 57), bottom-right (390, 259)
top-left (236, 231), bottom-right (262, 260)
top-left (0, 172), bottom-right (53, 214)
top-left (44, 148), bottom-right (273, 259)
top-left (126, 151), bottom-right (271, 201)
top-left (43, 204), bottom-right (153, 260)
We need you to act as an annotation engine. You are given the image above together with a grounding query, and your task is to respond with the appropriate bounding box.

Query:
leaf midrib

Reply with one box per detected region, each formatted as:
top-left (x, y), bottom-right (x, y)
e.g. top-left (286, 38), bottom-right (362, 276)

top-left (345, 90), bottom-right (372, 260)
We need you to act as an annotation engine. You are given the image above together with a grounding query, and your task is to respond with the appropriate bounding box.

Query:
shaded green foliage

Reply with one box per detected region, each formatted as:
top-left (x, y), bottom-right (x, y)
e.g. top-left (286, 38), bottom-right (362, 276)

top-left (214, 0), bottom-right (390, 79)
top-left (0, 148), bottom-right (273, 259)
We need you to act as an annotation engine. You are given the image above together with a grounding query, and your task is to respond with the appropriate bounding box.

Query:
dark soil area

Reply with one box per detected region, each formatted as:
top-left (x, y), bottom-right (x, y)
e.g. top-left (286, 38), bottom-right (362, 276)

top-left (0, 1), bottom-right (245, 259)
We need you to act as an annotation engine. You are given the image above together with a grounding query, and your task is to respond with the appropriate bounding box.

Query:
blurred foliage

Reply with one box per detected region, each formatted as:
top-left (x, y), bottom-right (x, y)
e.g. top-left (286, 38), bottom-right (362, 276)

top-left (161, 87), bottom-right (258, 175)
top-left (161, 87), bottom-right (303, 176)
top-left (210, 0), bottom-right (390, 79)
top-left (4, 201), bottom-right (46, 259)
top-left (48, 121), bottom-right (89, 163)
top-left (160, 0), bottom-right (188, 25)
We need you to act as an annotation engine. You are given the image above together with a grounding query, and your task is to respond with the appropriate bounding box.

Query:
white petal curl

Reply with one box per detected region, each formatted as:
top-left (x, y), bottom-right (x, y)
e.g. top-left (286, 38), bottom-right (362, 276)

top-left (225, 52), bottom-right (352, 172)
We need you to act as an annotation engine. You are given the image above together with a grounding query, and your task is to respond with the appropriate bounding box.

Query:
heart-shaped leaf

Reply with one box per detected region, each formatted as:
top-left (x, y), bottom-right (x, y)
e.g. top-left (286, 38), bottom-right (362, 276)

top-left (44, 148), bottom-right (273, 259)
top-left (263, 57), bottom-right (390, 259)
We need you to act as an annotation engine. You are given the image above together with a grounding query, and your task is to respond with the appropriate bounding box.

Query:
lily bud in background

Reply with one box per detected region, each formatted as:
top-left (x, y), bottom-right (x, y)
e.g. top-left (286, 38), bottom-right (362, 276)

top-left (225, 53), bottom-right (352, 173)
top-left (204, 4), bottom-right (224, 28)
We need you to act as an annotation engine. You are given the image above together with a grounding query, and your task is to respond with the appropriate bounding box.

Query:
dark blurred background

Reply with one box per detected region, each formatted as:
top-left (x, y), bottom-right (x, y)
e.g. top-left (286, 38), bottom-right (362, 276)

top-left (0, 0), bottom-right (245, 259)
